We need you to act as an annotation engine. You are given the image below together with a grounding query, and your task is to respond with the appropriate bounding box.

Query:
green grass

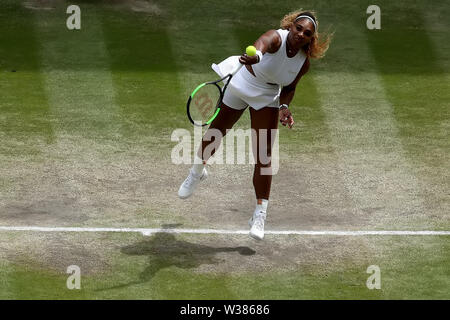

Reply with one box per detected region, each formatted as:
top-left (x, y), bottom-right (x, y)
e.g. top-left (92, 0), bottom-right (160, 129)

top-left (0, 1), bottom-right (54, 154)
top-left (0, 0), bottom-right (448, 299)
top-left (364, 0), bottom-right (450, 221)
top-left (0, 234), bottom-right (448, 299)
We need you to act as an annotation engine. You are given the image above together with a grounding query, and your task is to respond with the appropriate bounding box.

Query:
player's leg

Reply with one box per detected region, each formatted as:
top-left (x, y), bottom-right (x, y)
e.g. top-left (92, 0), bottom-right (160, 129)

top-left (248, 106), bottom-right (279, 239)
top-left (178, 99), bottom-right (246, 199)
top-left (199, 102), bottom-right (246, 162)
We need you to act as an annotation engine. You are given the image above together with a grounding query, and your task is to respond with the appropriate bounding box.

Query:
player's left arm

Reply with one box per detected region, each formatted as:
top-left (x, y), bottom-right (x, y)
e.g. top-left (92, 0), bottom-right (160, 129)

top-left (279, 58), bottom-right (310, 128)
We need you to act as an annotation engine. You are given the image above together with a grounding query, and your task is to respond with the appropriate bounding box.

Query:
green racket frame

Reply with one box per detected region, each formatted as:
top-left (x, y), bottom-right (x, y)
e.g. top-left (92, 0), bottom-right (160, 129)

top-left (186, 73), bottom-right (234, 126)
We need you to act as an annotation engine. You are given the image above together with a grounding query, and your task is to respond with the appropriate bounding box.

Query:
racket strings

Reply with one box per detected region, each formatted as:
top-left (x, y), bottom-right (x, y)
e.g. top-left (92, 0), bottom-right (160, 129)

top-left (189, 83), bottom-right (221, 125)
top-left (195, 92), bottom-right (214, 118)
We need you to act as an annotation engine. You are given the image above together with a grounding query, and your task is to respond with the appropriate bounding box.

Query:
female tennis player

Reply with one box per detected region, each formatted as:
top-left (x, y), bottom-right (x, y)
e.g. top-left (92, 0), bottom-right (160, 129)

top-left (178, 10), bottom-right (331, 240)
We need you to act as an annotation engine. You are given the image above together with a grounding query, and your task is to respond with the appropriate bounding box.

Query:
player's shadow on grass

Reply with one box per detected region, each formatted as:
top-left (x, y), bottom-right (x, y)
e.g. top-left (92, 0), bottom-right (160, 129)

top-left (98, 224), bottom-right (255, 291)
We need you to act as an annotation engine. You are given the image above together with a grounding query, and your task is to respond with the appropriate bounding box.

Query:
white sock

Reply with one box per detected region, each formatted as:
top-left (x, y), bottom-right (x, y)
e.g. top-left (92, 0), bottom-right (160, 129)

top-left (254, 199), bottom-right (268, 218)
top-left (191, 155), bottom-right (205, 176)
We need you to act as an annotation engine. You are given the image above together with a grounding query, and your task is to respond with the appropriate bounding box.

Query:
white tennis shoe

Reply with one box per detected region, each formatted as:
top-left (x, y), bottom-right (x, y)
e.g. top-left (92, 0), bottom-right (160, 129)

top-left (178, 168), bottom-right (208, 199)
top-left (249, 210), bottom-right (266, 240)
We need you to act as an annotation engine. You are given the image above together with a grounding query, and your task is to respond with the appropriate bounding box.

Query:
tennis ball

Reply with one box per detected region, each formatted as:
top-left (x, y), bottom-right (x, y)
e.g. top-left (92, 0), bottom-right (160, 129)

top-left (246, 45), bottom-right (257, 56)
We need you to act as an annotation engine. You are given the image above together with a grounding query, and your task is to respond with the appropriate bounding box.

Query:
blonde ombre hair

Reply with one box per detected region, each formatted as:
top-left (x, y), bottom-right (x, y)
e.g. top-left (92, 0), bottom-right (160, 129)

top-left (280, 9), bottom-right (332, 59)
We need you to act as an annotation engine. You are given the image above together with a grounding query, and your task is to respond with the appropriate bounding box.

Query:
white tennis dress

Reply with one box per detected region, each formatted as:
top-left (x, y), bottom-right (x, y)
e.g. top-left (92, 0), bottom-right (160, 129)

top-left (212, 29), bottom-right (307, 110)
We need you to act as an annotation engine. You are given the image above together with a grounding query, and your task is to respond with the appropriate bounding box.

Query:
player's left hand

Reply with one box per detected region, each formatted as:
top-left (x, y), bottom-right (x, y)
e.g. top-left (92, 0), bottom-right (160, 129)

top-left (279, 108), bottom-right (294, 129)
top-left (239, 53), bottom-right (259, 65)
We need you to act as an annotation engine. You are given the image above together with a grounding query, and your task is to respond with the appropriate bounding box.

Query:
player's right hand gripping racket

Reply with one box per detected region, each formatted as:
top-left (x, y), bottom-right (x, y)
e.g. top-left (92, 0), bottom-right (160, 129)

top-left (186, 47), bottom-right (256, 126)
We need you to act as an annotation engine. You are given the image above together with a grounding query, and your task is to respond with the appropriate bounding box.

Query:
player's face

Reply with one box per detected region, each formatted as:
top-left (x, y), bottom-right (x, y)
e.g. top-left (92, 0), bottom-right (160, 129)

top-left (290, 19), bottom-right (315, 47)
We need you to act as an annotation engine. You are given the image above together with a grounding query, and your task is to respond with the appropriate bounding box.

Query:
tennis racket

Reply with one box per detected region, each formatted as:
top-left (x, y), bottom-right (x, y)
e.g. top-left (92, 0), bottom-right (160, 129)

top-left (186, 44), bottom-right (259, 126)
top-left (186, 63), bottom-right (243, 126)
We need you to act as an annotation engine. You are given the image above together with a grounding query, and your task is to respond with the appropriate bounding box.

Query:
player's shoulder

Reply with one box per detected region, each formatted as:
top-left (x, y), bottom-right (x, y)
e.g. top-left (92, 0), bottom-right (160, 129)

top-left (263, 29), bottom-right (282, 53)
top-left (265, 29), bottom-right (282, 41)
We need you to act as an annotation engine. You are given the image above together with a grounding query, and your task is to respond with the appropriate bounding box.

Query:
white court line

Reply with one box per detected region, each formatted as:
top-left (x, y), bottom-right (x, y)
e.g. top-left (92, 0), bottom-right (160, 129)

top-left (0, 226), bottom-right (448, 236)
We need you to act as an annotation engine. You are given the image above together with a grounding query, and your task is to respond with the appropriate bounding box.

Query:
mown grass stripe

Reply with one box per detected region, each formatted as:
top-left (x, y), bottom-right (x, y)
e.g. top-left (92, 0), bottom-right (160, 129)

top-left (0, 0), bottom-right (54, 152)
top-left (99, 3), bottom-right (188, 139)
top-left (312, 8), bottom-right (426, 228)
top-left (26, 2), bottom-right (123, 226)
top-left (365, 1), bottom-right (450, 228)
top-left (34, 2), bottom-right (121, 139)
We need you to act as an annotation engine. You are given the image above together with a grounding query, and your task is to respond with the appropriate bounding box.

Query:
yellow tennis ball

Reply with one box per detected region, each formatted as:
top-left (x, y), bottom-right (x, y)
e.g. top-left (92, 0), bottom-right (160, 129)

top-left (246, 45), bottom-right (257, 56)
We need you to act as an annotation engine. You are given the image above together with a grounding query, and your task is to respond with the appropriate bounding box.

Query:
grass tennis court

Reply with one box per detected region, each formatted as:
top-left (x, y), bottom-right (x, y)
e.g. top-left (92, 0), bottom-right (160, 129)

top-left (0, 0), bottom-right (448, 299)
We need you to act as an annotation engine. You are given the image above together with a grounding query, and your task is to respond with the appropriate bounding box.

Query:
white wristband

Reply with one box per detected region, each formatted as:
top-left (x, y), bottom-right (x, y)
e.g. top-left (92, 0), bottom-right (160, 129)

top-left (255, 50), bottom-right (263, 62)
